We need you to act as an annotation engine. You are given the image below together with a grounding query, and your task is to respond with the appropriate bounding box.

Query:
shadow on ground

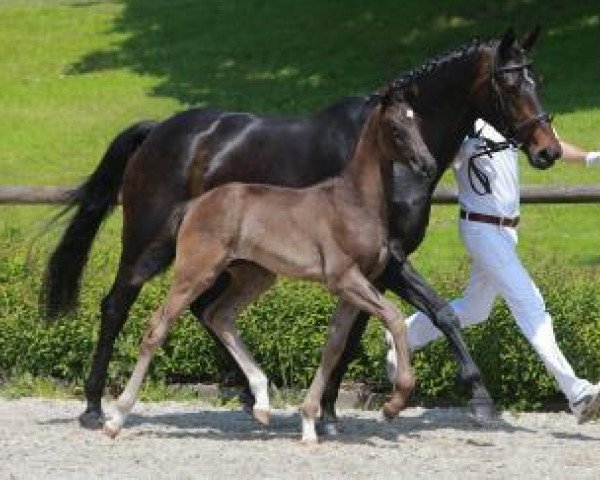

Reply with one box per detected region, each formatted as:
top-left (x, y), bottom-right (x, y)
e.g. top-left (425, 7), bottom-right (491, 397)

top-left (68, 0), bottom-right (600, 114)
top-left (39, 407), bottom-right (545, 445)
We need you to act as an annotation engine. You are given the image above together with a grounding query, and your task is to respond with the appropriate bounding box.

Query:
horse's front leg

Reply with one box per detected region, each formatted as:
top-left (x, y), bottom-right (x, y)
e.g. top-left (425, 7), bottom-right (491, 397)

top-left (381, 248), bottom-right (495, 421)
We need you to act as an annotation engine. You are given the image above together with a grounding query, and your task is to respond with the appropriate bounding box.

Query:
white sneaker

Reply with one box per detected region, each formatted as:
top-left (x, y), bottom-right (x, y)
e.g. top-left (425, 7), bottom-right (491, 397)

top-left (570, 382), bottom-right (600, 424)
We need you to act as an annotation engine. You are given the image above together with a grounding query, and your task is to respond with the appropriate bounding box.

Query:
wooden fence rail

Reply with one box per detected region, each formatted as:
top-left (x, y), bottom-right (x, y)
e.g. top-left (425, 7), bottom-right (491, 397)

top-left (1, 185), bottom-right (600, 205)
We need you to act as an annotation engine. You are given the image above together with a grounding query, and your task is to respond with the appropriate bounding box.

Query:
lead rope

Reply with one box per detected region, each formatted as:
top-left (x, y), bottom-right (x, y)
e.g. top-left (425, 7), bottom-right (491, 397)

top-left (467, 128), bottom-right (516, 196)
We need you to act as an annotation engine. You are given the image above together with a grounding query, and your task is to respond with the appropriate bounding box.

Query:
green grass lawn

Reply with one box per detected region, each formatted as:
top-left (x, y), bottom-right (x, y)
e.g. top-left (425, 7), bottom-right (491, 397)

top-left (0, 0), bottom-right (598, 314)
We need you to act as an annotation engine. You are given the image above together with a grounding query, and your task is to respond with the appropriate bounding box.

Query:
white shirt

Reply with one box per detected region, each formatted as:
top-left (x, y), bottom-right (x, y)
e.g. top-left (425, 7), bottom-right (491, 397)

top-left (453, 119), bottom-right (520, 218)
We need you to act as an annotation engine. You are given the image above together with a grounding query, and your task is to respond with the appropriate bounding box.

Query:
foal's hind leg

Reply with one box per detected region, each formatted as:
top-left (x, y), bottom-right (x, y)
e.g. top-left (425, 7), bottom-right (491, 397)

top-left (79, 238), bottom-right (174, 429)
top-left (199, 263), bottom-right (276, 424)
top-left (299, 267), bottom-right (414, 444)
top-left (104, 240), bottom-right (228, 437)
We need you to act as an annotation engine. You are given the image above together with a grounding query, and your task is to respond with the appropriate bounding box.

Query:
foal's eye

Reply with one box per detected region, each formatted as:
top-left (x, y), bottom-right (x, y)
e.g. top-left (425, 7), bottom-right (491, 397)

top-left (535, 73), bottom-right (545, 90)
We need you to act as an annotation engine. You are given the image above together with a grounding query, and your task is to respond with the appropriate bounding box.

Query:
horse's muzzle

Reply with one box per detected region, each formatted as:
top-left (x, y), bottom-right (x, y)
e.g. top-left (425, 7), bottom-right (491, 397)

top-left (526, 143), bottom-right (561, 170)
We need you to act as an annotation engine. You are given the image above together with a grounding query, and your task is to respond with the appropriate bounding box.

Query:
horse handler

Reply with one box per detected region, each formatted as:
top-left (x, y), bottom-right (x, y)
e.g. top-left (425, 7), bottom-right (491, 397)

top-left (387, 119), bottom-right (600, 423)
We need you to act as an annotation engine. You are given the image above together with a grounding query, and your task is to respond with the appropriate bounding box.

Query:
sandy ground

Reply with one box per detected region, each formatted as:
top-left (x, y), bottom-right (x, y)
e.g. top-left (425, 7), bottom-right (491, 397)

top-left (1, 398), bottom-right (599, 480)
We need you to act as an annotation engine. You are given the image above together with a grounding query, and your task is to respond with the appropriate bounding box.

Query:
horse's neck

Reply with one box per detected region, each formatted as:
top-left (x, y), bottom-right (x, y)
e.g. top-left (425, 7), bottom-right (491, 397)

top-left (410, 53), bottom-right (483, 191)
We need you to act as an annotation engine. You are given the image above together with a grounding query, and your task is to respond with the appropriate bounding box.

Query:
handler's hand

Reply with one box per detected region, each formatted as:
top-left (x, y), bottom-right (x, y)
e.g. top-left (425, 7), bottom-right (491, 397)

top-left (586, 151), bottom-right (600, 166)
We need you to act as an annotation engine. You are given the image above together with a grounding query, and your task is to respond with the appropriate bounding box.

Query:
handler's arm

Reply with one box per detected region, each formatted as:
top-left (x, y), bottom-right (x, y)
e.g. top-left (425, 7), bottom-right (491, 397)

top-left (559, 140), bottom-right (600, 166)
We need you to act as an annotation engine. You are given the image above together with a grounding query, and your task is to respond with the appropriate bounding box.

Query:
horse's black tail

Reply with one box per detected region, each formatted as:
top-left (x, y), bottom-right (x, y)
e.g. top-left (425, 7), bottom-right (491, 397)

top-left (41, 120), bottom-right (158, 320)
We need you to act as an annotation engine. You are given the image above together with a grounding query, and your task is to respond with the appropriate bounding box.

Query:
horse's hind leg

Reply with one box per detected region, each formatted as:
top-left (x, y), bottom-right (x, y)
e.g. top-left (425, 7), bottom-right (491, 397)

top-left (80, 276), bottom-right (142, 429)
top-left (198, 263), bottom-right (276, 424)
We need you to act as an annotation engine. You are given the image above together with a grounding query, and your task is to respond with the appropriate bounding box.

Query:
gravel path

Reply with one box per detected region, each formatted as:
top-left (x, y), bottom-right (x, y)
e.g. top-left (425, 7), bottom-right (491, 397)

top-left (1, 398), bottom-right (599, 479)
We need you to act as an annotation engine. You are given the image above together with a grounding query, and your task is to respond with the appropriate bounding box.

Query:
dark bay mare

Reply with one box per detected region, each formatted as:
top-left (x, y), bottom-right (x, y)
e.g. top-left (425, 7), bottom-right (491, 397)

top-left (42, 27), bottom-right (561, 432)
top-left (102, 91), bottom-right (427, 443)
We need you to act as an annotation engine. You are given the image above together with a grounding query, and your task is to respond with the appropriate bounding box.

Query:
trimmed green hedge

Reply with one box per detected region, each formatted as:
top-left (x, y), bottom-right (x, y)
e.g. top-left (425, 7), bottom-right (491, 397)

top-left (1, 243), bottom-right (599, 410)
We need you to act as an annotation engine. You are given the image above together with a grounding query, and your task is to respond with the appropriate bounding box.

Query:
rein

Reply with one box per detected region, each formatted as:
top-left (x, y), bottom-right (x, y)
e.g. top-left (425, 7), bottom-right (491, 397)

top-left (467, 132), bottom-right (514, 196)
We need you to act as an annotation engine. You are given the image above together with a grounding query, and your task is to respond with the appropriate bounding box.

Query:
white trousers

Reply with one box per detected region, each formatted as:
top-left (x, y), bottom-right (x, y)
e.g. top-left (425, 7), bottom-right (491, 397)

top-left (405, 219), bottom-right (591, 403)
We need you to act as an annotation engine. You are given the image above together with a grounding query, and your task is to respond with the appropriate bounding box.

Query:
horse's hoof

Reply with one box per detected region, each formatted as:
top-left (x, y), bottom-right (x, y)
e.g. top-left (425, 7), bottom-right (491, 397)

top-left (316, 419), bottom-right (341, 436)
top-left (79, 408), bottom-right (105, 430)
top-left (468, 396), bottom-right (497, 424)
top-left (253, 409), bottom-right (271, 426)
top-left (240, 391), bottom-right (255, 416)
top-left (382, 401), bottom-right (400, 420)
top-left (103, 420), bottom-right (121, 438)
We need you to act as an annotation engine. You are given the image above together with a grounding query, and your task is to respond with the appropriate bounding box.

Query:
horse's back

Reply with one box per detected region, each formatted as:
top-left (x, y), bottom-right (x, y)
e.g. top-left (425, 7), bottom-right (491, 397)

top-left (121, 97), bottom-right (371, 243)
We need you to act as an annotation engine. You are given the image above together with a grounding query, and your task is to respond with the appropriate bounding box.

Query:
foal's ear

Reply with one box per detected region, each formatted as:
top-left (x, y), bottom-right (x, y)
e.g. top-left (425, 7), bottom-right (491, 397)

top-left (521, 25), bottom-right (541, 52)
top-left (498, 27), bottom-right (517, 59)
top-left (378, 85), bottom-right (394, 109)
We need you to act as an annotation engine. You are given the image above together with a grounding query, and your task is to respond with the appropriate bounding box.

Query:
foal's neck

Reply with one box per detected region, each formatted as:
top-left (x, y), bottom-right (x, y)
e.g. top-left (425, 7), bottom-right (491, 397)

top-left (340, 110), bottom-right (390, 218)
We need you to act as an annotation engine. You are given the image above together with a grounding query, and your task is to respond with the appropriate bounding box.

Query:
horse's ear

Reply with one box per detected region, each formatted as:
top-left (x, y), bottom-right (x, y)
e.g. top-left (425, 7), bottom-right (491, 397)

top-left (521, 25), bottom-right (541, 52)
top-left (498, 27), bottom-right (516, 59)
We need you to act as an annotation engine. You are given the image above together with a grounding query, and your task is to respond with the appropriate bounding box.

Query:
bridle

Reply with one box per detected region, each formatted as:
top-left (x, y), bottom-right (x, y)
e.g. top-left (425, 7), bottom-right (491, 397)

top-left (489, 59), bottom-right (553, 148)
top-left (466, 54), bottom-right (555, 195)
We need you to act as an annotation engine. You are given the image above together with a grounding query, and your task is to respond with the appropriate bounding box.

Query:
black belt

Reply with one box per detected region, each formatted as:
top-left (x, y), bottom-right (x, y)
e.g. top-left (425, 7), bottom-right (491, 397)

top-left (460, 209), bottom-right (520, 228)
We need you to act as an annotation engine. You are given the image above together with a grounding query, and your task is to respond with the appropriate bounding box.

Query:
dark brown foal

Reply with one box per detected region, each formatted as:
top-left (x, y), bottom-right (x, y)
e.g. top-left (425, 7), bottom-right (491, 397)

top-left (103, 89), bottom-right (434, 443)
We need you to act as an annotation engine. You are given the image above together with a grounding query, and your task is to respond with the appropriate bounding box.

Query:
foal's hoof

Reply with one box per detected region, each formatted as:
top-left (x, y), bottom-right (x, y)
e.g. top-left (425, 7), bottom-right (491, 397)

top-left (316, 419), bottom-right (342, 437)
top-left (253, 409), bottom-right (271, 426)
top-left (468, 396), bottom-right (497, 424)
top-left (78, 407), bottom-right (105, 430)
top-left (102, 420), bottom-right (122, 438)
top-left (382, 401), bottom-right (401, 420)
top-left (300, 436), bottom-right (319, 447)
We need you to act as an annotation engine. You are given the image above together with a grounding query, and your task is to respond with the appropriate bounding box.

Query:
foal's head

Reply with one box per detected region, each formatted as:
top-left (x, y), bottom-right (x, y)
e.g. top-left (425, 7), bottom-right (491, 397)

top-left (476, 26), bottom-right (561, 169)
top-left (376, 87), bottom-right (436, 179)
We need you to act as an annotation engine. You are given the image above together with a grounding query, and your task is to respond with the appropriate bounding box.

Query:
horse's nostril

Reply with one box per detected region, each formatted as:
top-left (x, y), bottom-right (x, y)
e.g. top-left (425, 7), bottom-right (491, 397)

top-left (541, 147), bottom-right (560, 162)
top-left (537, 147), bottom-right (560, 167)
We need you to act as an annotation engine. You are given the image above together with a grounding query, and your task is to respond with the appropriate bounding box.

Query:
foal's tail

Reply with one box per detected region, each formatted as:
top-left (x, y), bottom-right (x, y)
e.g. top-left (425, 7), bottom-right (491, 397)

top-left (40, 120), bottom-right (157, 320)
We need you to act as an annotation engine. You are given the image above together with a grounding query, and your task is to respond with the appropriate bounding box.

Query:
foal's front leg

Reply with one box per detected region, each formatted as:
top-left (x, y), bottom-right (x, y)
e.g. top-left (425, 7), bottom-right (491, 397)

top-left (298, 300), bottom-right (360, 444)
top-left (300, 267), bottom-right (414, 444)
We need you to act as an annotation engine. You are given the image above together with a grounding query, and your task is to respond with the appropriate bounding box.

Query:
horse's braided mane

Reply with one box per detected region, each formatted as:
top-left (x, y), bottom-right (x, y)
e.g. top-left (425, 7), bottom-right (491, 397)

top-left (387, 37), bottom-right (497, 95)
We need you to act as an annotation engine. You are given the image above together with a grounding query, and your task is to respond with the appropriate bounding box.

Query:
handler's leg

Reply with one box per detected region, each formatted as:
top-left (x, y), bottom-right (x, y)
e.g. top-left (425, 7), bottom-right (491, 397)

top-left (493, 260), bottom-right (598, 421)
top-left (466, 225), bottom-right (600, 423)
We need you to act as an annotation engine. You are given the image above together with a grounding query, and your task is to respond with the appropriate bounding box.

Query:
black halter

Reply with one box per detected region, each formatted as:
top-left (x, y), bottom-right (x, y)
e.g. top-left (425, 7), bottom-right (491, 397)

top-left (490, 60), bottom-right (553, 147)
